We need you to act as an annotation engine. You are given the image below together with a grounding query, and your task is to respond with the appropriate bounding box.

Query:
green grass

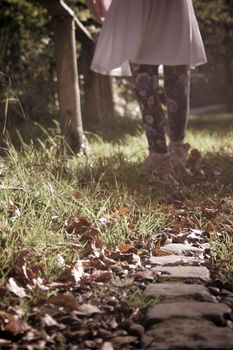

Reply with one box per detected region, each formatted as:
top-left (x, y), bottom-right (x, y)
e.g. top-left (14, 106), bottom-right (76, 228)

top-left (0, 113), bottom-right (233, 287)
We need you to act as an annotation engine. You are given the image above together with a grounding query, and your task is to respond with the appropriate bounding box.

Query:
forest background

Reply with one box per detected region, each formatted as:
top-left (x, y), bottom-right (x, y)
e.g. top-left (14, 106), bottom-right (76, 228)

top-left (0, 0), bottom-right (233, 140)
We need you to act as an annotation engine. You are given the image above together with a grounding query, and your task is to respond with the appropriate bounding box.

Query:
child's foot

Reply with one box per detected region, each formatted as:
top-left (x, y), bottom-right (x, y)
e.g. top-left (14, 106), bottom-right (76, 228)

top-left (142, 152), bottom-right (171, 176)
top-left (168, 141), bottom-right (190, 168)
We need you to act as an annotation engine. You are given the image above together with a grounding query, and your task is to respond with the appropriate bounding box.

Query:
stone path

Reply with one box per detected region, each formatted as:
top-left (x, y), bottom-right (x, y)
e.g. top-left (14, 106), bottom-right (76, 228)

top-left (141, 239), bottom-right (233, 350)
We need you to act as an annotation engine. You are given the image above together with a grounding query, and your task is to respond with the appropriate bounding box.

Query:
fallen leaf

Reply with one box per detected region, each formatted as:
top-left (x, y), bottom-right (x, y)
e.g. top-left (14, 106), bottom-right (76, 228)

top-left (71, 260), bottom-right (84, 283)
top-left (32, 277), bottom-right (49, 291)
top-left (161, 204), bottom-right (176, 213)
top-left (112, 336), bottom-right (137, 346)
top-left (0, 339), bottom-right (11, 345)
top-left (123, 253), bottom-right (141, 266)
top-left (90, 257), bottom-right (107, 270)
top-left (95, 271), bottom-right (112, 283)
top-left (134, 271), bottom-right (155, 281)
top-left (153, 249), bottom-right (173, 257)
top-left (81, 227), bottom-right (102, 244)
top-left (48, 294), bottom-right (79, 310)
top-left (206, 222), bottom-right (217, 232)
top-left (9, 200), bottom-right (21, 222)
top-left (182, 218), bottom-right (195, 228)
top-left (173, 223), bottom-right (181, 231)
top-left (66, 215), bottom-right (92, 234)
top-left (172, 233), bottom-right (189, 244)
top-left (101, 342), bottom-right (114, 350)
top-left (4, 314), bottom-right (29, 335)
top-left (41, 314), bottom-right (58, 327)
top-left (7, 278), bottom-right (27, 298)
top-left (202, 207), bottom-right (218, 218)
top-left (0, 286), bottom-right (8, 297)
top-left (112, 207), bottom-right (130, 218)
top-left (76, 303), bottom-right (103, 316)
top-left (119, 243), bottom-right (137, 254)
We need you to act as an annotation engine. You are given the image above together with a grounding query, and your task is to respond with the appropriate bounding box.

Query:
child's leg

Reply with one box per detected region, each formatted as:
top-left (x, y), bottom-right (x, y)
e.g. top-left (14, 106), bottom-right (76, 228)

top-left (163, 65), bottom-right (190, 143)
top-left (130, 64), bottom-right (167, 154)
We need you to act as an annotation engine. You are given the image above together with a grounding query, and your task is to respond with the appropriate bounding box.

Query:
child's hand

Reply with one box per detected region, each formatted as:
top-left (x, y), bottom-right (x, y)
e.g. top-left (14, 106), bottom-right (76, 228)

top-left (86, 0), bottom-right (111, 23)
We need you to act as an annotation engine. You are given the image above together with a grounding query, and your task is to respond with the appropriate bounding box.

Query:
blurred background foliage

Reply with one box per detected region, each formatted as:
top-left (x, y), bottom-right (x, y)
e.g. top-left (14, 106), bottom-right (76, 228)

top-left (0, 0), bottom-right (233, 136)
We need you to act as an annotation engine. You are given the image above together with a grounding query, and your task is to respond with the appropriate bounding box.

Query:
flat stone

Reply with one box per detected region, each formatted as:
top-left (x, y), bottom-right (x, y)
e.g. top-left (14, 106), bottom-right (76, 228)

top-left (143, 319), bottom-right (233, 350)
top-left (145, 283), bottom-right (209, 298)
top-left (150, 255), bottom-right (202, 266)
top-left (145, 302), bottom-right (231, 326)
top-left (161, 243), bottom-right (203, 255)
top-left (152, 266), bottom-right (210, 280)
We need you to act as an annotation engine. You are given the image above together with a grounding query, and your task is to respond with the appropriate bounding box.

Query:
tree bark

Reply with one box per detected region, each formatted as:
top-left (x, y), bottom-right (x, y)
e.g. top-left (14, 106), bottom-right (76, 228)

top-left (37, 0), bottom-right (89, 153)
top-left (224, 27), bottom-right (233, 113)
top-left (52, 16), bottom-right (85, 153)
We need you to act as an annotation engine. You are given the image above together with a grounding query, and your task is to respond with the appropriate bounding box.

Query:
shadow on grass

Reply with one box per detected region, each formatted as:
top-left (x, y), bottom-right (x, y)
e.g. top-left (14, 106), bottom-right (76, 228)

top-left (2, 112), bottom-right (233, 150)
top-left (1, 115), bottom-right (144, 150)
top-left (75, 148), bottom-right (233, 206)
top-left (84, 116), bottom-right (144, 143)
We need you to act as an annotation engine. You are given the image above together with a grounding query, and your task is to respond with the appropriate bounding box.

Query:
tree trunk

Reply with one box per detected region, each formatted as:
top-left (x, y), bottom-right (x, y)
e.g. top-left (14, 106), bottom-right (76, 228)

top-left (53, 16), bottom-right (85, 153)
top-left (80, 40), bottom-right (114, 125)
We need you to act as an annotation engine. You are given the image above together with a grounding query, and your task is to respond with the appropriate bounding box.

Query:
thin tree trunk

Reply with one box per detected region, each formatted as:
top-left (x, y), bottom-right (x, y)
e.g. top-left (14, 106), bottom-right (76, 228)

top-left (53, 16), bottom-right (85, 153)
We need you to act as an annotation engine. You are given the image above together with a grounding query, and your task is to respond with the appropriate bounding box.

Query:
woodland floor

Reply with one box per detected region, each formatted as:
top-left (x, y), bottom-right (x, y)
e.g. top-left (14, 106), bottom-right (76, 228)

top-left (0, 113), bottom-right (233, 349)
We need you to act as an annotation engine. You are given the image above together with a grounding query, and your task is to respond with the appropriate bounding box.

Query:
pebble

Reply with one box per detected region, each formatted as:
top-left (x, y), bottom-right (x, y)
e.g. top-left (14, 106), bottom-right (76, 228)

top-left (144, 319), bottom-right (233, 350)
top-left (145, 301), bottom-right (231, 326)
top-left (150, 255), bottom-right (202, 266)
top-left (151, 266), bottom-right (210, 281)
top-left (160, 243), bottom-right (203, 255)
top-left (144, 282), bottom-right (210, 298)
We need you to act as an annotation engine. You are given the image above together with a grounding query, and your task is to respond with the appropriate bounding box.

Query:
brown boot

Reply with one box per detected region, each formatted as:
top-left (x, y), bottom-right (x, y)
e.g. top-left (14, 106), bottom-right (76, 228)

top-left (142, 152), bottom-right (172, 176)
top-left (168, 142), bottom-right (190, 168)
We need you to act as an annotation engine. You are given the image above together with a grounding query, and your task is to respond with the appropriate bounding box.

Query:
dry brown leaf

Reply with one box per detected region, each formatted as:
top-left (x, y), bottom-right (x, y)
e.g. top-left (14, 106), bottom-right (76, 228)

top-left (100, 254), bottom-right (116, 268)
top-left (73, 191), bottom-right (82, 199)
top-left (202, 207), bottom-right (218, 218)
top-left (153, 249), bottom-right (173, 257)
top-left (90, 257), bottom-right (107, 270)
top-left (81, 227), bottom-right (102, 243)
top-left (4, 315), bottom-right (29, 335)
top-left (0, 286), bottom-right (8, 297)
top-left (118, 207), bottom-right (130, 216)
top-left (76, 215), bottom-right (92, 226)
top-left (173, 223), bottom-right (181, 231)
top-left (207, 222), bottom-right (217, 232)
top-left (172, 233), bottom-right (189, 244)
top-left (95, 271), bottom-right (112, 283)
top-left (119, 243), bottom-right (136, 254)
top-left (48, 294), bottom-right (79, 311)
top-left (66, 215), bottom-right (92, 234)
top-left (161, 204), bottom-right (176, 213)
top-left (106, 251), bottom-right (121, 261)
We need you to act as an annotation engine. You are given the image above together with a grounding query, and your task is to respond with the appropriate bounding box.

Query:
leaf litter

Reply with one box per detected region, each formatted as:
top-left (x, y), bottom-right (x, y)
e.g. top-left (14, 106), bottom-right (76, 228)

top-left (1, 159), bottom-right (233, 349)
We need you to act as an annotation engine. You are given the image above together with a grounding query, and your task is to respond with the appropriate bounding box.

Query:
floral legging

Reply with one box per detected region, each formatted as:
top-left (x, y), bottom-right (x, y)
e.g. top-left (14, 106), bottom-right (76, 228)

top-left (131, 64), bottom-right (190, 154)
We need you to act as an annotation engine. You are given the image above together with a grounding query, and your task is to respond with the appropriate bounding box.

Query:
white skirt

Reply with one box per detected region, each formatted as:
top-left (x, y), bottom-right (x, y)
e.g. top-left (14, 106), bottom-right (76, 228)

top-left (91, 0), bottom-right (207, 76)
